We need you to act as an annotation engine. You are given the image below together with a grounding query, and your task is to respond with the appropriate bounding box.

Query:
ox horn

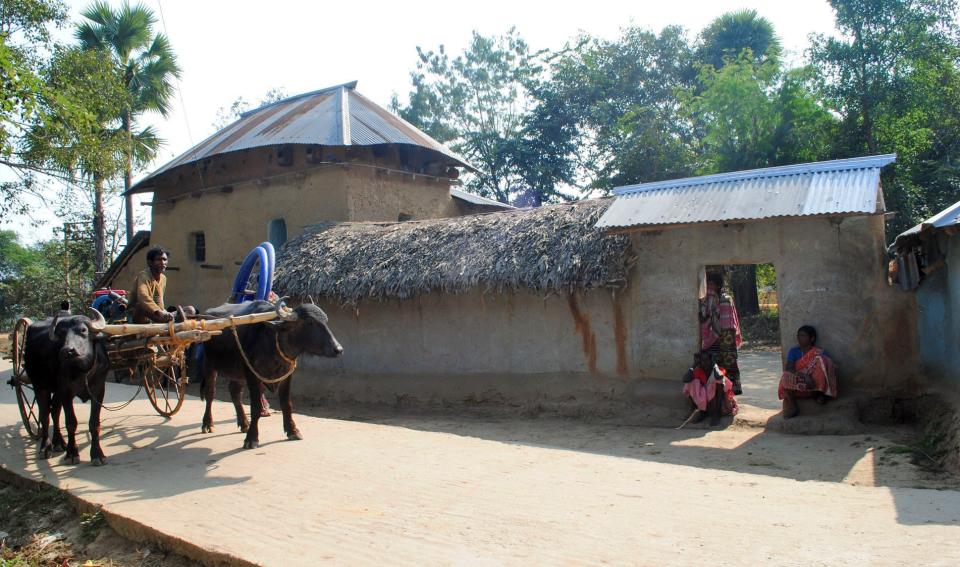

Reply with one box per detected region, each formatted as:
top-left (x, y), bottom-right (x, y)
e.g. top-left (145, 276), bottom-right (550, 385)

top-left (48, 315), bottom-right (60, 340)
top-left (306, 295), bottom-right (315, 305)
top-left (278, 307), bottom-right (298, 322)
top-left (86, 307), bottom-right (107, 331)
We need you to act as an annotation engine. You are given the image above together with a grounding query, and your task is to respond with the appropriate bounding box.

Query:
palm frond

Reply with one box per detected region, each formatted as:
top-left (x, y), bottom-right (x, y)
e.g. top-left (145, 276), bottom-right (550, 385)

top-left (78, 1), bottom-right (114, 27)
top-left (130, 125), bottom-right (162, 167)
top-left (74, 21), bottom-right (105, 50)
top-left (111, 2), bottom-right (155, 60)
top-left (132, 59), bottom-right (178, 115)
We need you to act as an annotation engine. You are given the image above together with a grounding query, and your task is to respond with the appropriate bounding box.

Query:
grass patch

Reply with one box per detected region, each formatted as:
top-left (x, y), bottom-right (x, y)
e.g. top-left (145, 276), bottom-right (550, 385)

top-left (1, 535), bottom-right (74, 567)
top-left (79, 510), bottom-right (106, 544)
top-left (885, 432), bottom-right (947, 469)
top-left (0, 479), bottom-right (197, 567)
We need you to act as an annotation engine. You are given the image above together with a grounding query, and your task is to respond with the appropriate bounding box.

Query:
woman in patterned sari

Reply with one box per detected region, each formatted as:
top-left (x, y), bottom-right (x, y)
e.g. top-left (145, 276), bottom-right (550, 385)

top-left (682, 351), bottom-right (738, 426)
top-left (700, 272), bottom-right (743, 395)
top-left (779, 325), bottom-right (838, 419)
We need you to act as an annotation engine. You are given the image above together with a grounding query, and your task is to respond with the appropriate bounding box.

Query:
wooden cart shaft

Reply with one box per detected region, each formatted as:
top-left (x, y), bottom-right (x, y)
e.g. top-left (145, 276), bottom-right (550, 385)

top-left (99, 309), bottom-right (283, 338)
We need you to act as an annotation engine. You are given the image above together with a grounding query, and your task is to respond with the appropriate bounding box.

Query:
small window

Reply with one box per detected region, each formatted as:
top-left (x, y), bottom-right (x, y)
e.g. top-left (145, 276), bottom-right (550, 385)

top-left (268, 218), bottom-right (287, 248)
top-left (192, 232), bottom-right (206, 262)
top-left (398, 213), bottom-right (414, 222)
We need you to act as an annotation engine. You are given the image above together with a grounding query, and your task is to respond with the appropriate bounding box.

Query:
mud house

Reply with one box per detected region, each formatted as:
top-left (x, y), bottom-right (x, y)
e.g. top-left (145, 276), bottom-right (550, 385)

top-left (274, 155), bottom-right (920, 411)
top-left (889, 199), bottom-right (960, 386)
top-left (97, 81), bottom-right (510, 308)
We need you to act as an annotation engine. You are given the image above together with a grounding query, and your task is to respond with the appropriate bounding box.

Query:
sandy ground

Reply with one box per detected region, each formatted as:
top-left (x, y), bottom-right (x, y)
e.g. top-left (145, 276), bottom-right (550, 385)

top-left (2, 356), bottom-right (960, 566)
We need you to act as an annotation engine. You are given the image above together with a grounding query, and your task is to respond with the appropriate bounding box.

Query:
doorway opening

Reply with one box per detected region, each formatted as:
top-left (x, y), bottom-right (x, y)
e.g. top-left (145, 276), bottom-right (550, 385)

top-left (699, 264), bottom-right (783, 410)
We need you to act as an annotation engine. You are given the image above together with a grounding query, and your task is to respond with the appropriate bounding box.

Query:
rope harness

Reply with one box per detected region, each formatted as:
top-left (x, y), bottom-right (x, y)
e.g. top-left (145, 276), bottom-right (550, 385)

top-left (88, 314), bottom-right (192, 412)
top-left (85, 349), bottom-right (142, 412)
top-left (228, 316), bottom-right (298, 385)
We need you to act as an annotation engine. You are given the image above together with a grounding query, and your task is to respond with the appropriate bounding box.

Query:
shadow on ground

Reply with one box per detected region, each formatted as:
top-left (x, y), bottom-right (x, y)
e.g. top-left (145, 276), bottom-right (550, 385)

top-left (0, 381), bottom-right (253, 504)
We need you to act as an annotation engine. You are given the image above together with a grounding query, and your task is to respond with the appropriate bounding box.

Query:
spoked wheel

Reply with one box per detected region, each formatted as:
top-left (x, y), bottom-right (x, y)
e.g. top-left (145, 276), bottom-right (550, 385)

top-left (141, 344), bottom-right (186, 417)
top-left (10, 318), bottom-right (41, 440)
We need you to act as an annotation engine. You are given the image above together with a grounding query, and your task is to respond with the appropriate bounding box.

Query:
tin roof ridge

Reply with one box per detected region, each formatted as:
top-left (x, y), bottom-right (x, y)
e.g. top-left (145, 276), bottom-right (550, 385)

top-left (239, 81), bottom-right (358, 118)
top-left (613, 154), bottom-right (897, 196)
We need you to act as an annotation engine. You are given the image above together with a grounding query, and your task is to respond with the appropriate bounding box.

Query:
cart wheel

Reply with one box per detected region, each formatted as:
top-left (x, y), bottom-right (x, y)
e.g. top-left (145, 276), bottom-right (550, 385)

top-left (11, 318), bottom-right (41, 440)
top-left (142, 345), bottom-right (186, 417)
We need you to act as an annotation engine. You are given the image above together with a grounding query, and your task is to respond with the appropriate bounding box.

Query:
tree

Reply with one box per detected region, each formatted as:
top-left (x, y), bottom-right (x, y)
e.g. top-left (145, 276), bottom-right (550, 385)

top-left (1, 0), bottom-right (134, 276)
top-left (392, 29), bottom-right (551, 204)
top-left (810, 0), bottom-right (960, 234)
top-left (76, 0), bottom-right (181, 243)
top-left (686, 53), bottom-right (837, 173)
top-left (686, 52), bottom-right (782, 172)
top-left (23, 46), bottom-right (135, 274)
top-left (530, 26), bottom-right (699, 193)
top-left (0, 228), bottom-right (96, 326)
top-left (697, 9), bottom-right (781, 69)
top-left (0, 0), bottom-right (93, 218)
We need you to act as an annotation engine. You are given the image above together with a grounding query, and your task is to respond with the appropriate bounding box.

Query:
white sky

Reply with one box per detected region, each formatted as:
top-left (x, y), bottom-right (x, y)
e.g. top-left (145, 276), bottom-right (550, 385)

top-left (5, 0), bottom-right (839, 242)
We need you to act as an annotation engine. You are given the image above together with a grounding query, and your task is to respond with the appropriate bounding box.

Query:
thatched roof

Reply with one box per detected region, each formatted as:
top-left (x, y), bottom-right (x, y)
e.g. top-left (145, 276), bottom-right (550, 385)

top-left (274, 199), bottom-right (636, 304)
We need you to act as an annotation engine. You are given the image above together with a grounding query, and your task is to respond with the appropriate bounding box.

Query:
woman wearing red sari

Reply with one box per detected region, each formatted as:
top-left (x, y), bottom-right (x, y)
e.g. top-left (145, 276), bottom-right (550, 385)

top-left (700, 272), bottom-right (743, 395)
top-left (779, 325), bottom-right (838, 419)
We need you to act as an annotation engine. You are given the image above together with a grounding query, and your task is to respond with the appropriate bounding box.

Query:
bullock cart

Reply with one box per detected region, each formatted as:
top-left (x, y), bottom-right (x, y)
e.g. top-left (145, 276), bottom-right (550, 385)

top-left (6, 309), bottom-right (284, 439)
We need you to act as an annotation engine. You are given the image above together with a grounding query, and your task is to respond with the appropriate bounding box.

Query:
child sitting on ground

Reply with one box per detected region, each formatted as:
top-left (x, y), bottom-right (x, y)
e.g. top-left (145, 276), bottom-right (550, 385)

top-left (682, 351), bottom-right (738, 426)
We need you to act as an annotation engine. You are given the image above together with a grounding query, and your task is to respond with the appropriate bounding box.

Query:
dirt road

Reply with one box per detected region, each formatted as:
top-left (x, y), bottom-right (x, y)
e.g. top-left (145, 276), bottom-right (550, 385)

top-left (1, 359), bottom-right (959, 566)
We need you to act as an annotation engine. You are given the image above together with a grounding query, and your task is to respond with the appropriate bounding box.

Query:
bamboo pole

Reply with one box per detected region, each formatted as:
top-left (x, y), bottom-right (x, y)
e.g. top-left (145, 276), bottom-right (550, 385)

top-left (106, 330), bottom-right (223, 354)
top-left (99, 310), bottom-right (283, 338)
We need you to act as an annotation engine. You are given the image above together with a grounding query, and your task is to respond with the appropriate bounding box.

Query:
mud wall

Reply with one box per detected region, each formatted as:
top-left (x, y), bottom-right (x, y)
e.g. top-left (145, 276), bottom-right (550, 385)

top-left (298, 287), bottom-right (657, 410)
top-left (629, 215), bottom-right (919, 395)
top-left (294, 214), bottom-right (918, 410)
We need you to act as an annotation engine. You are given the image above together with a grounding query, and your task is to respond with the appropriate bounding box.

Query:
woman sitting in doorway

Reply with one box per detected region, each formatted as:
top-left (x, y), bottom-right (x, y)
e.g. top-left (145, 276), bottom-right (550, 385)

top-left (682, 351), bottom-right (739, 425)
top-left (778, 325), bottom-right (838, 419)
top-left (700, 272), bottom-right (743, 395)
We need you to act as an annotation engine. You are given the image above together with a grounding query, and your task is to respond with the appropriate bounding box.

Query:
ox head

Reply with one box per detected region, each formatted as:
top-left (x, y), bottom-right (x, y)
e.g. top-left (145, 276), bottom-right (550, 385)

top-left (48, 308), bottom-right (106, 368)
top-left (273, 298), bottom-right (343, 358)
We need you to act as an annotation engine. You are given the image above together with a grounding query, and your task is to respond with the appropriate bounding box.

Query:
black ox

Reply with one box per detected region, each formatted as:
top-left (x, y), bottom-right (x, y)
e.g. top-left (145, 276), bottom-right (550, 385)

top-left (23, 309), bottom-right (109, 465)
top-left (200, 299), bottom-right (342, 449)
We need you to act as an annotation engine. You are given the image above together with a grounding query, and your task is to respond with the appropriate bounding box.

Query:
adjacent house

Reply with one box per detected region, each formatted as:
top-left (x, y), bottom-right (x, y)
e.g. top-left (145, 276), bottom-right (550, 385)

top-left (97, 81), bottom-right (510, 308)
top-left (889, 199), bottom-right (960, 386)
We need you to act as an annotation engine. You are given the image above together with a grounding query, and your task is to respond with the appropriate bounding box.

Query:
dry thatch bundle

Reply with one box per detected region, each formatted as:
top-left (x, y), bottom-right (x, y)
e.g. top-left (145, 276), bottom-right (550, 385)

top-left (274, 198), bottom-right (635, 304)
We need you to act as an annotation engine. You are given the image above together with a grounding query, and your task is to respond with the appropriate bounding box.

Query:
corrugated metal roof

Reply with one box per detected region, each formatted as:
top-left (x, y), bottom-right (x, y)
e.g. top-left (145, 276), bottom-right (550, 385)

top-left (450, 188), bottom-right (515, 209)
top-left (890, 199), bottom-right (960, 251)
top-left (597, 154), bottom-right (897, 229)
top-left (130, 81), bottom-right (473, 193)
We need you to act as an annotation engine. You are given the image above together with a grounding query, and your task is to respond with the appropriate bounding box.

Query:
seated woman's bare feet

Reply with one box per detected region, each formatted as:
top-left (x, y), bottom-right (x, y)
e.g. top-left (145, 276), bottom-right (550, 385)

top-left (782, 396), bottom-right (799, 419)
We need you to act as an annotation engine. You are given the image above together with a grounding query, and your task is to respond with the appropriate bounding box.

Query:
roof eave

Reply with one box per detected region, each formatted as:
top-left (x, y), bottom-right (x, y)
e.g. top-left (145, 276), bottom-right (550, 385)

top-left (599, 210), bottom-right (884, 233)
top-left (126, 143), bottom-right (476, 195)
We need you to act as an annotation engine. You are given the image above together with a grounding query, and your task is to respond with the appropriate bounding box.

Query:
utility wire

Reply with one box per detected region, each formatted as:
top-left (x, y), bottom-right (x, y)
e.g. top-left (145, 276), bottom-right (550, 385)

top-left (155, 0), bottom-right (206, 192)
top-left (156, 0), bottom-right (195, 148)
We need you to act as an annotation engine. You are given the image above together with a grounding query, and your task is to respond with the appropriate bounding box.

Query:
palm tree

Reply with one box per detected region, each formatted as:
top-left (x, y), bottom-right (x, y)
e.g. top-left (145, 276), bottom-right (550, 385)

top-left (698, 10), bottom-right (781, 69)
top-left (76, 1), bottom-right (181, 245)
